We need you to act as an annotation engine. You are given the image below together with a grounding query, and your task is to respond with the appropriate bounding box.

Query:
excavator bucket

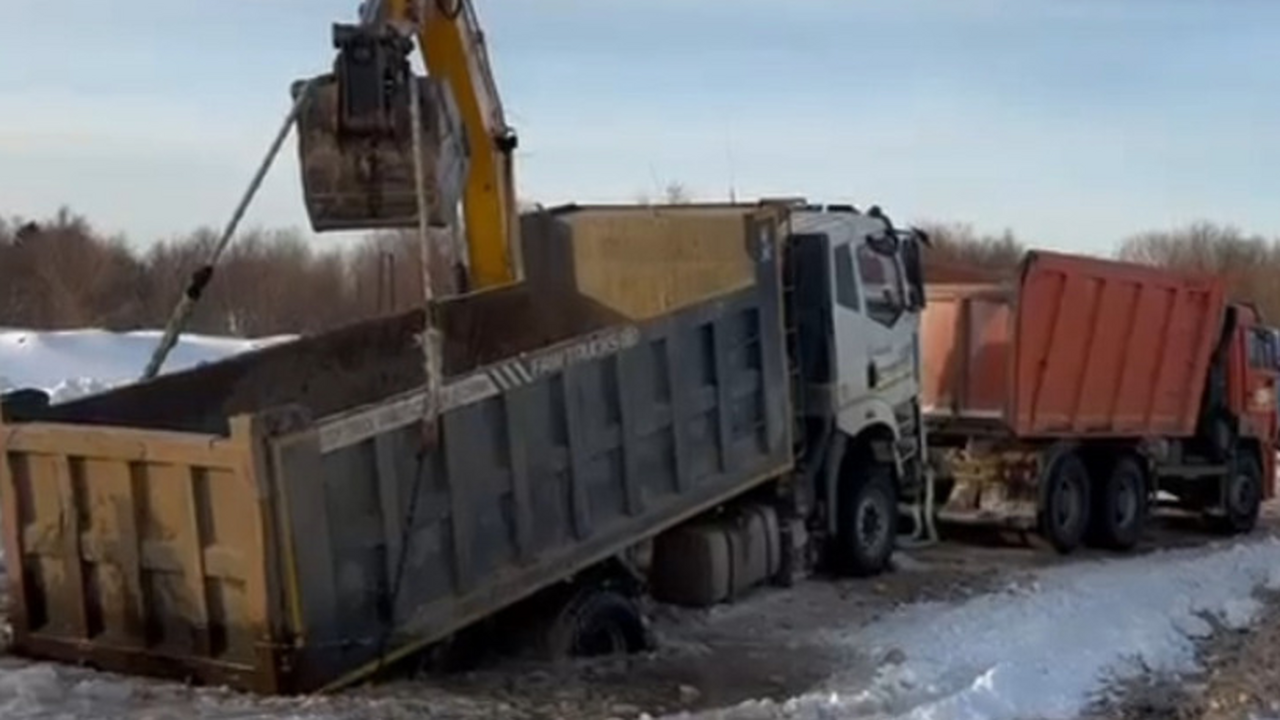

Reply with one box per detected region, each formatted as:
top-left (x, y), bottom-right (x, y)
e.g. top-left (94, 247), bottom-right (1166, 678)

top-left (292, 25), bottom-right (469, 232)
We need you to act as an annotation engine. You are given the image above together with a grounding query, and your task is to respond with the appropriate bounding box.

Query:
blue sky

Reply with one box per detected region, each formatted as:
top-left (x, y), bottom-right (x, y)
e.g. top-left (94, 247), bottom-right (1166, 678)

top-left (3, 1), bottom-right (1280, 255)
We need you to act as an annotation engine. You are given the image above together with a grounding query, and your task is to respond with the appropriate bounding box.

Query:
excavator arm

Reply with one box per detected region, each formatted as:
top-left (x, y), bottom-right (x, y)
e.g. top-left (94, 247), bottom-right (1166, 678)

top-left (293, 0), bottom-right (519, 291)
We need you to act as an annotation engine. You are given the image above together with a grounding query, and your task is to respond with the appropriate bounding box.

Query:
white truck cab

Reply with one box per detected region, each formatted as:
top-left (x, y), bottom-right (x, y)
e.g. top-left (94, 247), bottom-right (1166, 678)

top-left (782, 204), bottom-right (928, 577)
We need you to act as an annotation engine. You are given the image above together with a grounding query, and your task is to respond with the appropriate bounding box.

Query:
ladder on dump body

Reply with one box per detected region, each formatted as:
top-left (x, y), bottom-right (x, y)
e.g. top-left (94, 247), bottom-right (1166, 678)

top-left (780, 240), bottom-right (809, 463)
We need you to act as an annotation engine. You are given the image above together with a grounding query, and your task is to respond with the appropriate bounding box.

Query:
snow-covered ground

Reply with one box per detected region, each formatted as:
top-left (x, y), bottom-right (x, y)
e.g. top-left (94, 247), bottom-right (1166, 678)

top-left (1, 535), bottom-right (1279, 720)
top-left (687, 536), bottom-right (1280, 720)
top-left (0, 327), bottom-right (295, 404)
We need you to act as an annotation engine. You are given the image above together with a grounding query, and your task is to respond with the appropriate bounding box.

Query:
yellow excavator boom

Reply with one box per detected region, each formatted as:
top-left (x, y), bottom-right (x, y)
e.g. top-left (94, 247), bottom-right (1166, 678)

top-left (382, 0), bottom-right (519, 290)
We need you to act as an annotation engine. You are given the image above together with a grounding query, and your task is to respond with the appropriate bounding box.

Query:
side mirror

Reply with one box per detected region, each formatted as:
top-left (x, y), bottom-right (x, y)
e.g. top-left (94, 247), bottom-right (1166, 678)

top-left (902, 230), bottom-right (927, 310)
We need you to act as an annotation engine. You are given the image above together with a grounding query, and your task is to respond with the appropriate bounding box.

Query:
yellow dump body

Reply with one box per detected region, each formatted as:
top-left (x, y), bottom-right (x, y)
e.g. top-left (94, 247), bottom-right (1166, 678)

top-left (522, 204), bottom-right (764, 320)
top-left (0, 417), bottom-right (284, 691)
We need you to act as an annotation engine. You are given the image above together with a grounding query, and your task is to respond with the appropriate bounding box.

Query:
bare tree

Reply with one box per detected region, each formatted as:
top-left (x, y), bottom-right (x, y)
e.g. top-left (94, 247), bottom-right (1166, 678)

top-left (1117, 220), bottom-right (1280, 322)
top-left (663, 182), bottom-right (692, 204)
top-left (914, 222), bottom-right (1026, 283)
top-left (11, 204), bottom-right (1279, 337)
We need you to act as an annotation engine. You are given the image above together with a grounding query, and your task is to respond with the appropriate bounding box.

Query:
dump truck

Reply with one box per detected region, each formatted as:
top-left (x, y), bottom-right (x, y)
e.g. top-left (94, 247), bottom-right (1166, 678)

top-left (0, 201), bottom-right (933, 694)
top-left (922, 251), bottom-right (1279, 552)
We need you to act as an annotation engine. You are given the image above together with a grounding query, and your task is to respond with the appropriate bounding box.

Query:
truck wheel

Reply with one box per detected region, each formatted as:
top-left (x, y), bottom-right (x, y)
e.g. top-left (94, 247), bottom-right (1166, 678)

top-left (1086, 455), bottom-right (1147, 551)
top-left (1210, 452), bottom-right (1262, 536)
top-left (419, 622), bottom-right (493, 674)
top-left (542, 587), bottom-right (651, 660)
top-left (1040, 452), bottom-right (1090, 554)
top-left (832, 461), bottom-right (898, 577)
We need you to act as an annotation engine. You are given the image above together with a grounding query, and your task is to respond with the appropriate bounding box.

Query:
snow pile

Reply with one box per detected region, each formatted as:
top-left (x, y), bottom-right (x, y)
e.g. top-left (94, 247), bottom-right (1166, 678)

top-left (0, 328), bottom-right (295, 404)
top-left (682, 537), bottom-right (1280, 720)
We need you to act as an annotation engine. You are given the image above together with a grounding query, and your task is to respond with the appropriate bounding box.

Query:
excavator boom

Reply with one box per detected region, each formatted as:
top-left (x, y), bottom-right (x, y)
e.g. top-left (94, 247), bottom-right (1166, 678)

top-left (294, 0), bottom-right (519, 291)
top-left (406, 0), bottom-right (520, 290)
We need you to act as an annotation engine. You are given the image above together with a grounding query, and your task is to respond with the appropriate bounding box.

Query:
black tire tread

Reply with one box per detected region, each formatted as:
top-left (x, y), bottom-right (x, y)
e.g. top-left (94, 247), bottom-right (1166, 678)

top-left (1040, 451), bottom-right (1091, 555)
top-left (831, 461), bottom-right (897, 578)
top-left (1208, 450), bottom-right (1263, 536)
top-left (541, 588), bottom-right (649, 660)
top-left (1086, 455), bottom-right (1148, 552)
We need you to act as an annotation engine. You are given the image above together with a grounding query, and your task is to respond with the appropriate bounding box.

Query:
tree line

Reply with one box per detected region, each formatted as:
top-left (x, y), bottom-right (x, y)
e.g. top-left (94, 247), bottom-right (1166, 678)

top-left (3, 208), bottom-right (1279, 336)
top-left (0, 208), bottom-right (449, 336)
top-left (918, 220), bottom-right (1280, 324)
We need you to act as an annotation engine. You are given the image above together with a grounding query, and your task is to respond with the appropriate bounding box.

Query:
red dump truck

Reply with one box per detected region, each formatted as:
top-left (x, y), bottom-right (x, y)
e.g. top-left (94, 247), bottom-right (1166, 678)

top-left (922, 250), bottom-right (1279, 552)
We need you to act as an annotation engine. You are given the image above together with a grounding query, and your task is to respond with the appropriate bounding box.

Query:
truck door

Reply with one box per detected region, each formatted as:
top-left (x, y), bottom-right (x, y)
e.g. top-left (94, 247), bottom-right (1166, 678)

top-left (1230, 319), bottom-right (1279, 497)
top-left (828, 221), bottom-right (919, 435)
top-left (1235, 324), bottom-right (1277, 440)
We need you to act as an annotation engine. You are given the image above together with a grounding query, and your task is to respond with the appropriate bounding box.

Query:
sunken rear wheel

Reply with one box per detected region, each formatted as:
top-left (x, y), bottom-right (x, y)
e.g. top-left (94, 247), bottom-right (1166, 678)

top-left (832, 461), bottom-right (898, 578)
top-left (1209, 451), bottom-right (1263, 536)
top-left (1086, 455), bottom-right (1148, 552)
top-left (541, 587), bottom-right (651, 660)
top-left (1040, 451), bottom-right (1091, 554)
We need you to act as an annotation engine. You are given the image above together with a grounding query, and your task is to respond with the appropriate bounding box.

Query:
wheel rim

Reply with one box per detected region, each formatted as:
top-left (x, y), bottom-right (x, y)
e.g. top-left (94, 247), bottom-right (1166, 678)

top-left (856, 490), bottom-right (889, 557)
top-left (1113, 472), bottom-right (1138, 527)
top-left (1053, 470), bottom-right (1083, 533)
top-left (1230, 470), bottom-right (1258, 515)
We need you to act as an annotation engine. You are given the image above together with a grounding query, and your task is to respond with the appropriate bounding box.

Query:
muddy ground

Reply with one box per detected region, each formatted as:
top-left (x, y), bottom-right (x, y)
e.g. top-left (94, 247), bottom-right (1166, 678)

top-left (391, 510), bottom-right (1280, 720)
top-left (1089, 591), bottom-right (1280, 720)
top-left (2, 508), bottom-right (1276, 720)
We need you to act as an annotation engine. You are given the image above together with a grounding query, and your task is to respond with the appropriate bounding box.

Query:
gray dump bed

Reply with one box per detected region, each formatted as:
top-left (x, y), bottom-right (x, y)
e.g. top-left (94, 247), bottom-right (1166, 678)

top-left (0, 205), bottom-right (795, 694)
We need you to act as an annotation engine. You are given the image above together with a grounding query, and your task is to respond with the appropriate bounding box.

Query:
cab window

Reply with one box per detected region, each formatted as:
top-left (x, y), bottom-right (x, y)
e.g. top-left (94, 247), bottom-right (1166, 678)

top-left (833, 243), bottom-right (860, 311)
top-left (856, 244), bottom-right (904, 326)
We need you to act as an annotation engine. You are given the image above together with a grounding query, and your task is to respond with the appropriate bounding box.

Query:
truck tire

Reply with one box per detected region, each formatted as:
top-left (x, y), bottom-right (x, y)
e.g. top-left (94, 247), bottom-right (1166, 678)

top-left (541, 587), bottom-right (651, 660)
top-left (419, 622), bottom-right (494, 674)
top-left (1040, 451), bottom-right (1090, 554)
top-left (1086, 455), bottom-right (1147, 551)
top-left (832, 461), bottom-right (897, 577)
top-left (1210, 451), bottom-right (1262, 536)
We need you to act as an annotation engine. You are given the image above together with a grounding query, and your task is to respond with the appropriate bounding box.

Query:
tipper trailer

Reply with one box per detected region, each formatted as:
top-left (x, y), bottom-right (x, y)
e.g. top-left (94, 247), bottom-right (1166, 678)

top-left (923, 251), bottom-right (1279, 552)
top-left (0, 201), bottom-right (933, 694)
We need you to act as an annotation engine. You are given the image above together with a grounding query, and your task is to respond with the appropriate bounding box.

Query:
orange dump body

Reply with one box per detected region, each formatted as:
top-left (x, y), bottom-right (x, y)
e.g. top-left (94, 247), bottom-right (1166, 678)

top-left (921, 283), bottom-right (1013, 425)
top-left (923, 251), bottom-right (1228, 439)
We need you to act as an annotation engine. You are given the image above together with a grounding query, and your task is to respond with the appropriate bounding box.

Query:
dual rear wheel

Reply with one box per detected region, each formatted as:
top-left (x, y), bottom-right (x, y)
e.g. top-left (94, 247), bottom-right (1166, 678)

top-left (1041, 447), bottom-right (1263, 554)
top-left (1040, 451), bottom-right (1147, 554)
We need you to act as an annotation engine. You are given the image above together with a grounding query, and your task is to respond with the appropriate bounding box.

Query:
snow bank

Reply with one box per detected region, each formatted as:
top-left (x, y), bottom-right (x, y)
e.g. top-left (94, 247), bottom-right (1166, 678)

top-left (0, 328), bottom-right (295, 404)
top-left (681, 537), bottom-right (1280, 720)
